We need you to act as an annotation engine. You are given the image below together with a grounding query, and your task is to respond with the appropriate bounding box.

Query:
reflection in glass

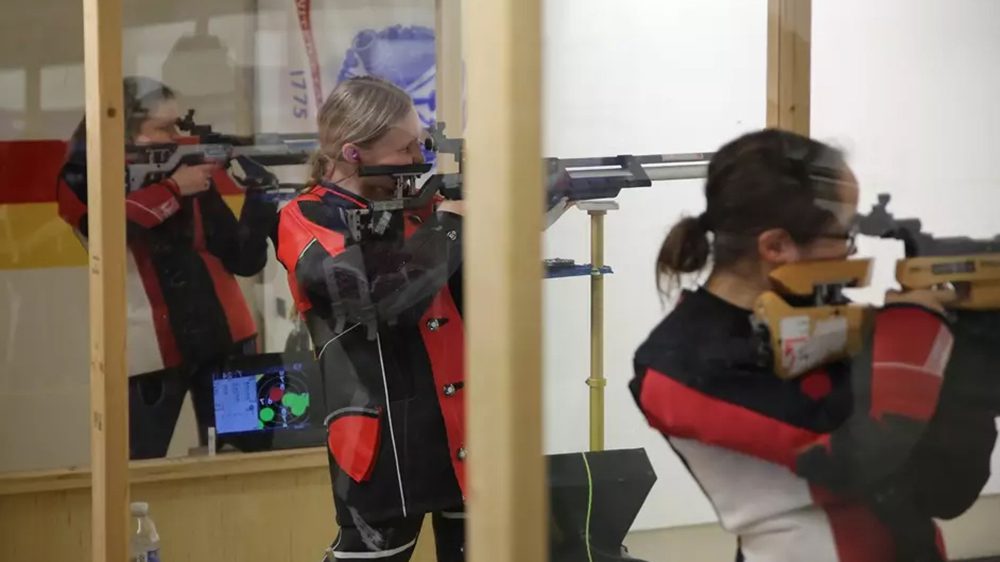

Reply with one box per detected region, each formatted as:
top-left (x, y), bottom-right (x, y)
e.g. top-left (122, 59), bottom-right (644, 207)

top-left (56, 77), bottom-right (278, 458)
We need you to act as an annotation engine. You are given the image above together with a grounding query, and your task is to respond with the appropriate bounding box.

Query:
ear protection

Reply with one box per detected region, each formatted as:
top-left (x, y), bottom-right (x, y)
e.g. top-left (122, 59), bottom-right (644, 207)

top-left (346, 148), bottom-right (360, 162)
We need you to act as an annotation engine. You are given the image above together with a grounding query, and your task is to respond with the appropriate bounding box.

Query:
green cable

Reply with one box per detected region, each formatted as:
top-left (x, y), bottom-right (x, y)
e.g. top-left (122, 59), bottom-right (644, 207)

top-left (581, 452), bottom-right (594, 562)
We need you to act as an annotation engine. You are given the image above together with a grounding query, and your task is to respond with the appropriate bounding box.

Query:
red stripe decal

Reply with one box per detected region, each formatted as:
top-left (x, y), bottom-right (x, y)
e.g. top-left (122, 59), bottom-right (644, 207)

top-left (295, 0), bottom-right (325, 112)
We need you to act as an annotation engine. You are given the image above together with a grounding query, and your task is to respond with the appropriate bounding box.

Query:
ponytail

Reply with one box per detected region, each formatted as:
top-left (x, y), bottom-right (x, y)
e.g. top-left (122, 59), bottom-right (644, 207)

top-left (654, 129), bottom-right (851, 296)
top-left (656, 214), bottom-right (711, 295)
top-left (306, 151), bottom-right (328, 189)
top-left (307, 76), bottom-right (413, 190)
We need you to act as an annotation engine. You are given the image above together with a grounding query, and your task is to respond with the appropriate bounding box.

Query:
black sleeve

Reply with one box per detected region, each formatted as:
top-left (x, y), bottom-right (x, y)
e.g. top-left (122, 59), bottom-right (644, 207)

top-left (200, 186), bottom-right (277, 276)
top-left (909, 310), bottom-right (1000, 519)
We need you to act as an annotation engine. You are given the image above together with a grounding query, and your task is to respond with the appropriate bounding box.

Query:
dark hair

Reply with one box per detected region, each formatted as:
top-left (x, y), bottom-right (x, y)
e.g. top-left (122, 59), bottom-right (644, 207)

top-left (656, 128), bottom-right (850, 293)
top-left (68, 76), bottom-right (176, 154)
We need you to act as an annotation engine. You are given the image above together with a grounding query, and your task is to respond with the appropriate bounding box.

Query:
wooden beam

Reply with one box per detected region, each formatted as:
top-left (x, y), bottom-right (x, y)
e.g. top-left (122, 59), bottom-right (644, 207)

top-left (82, 0), bottom-right (128, 559)
top-left (464, 0), bottom-right (545, 560)
top-left (435, 0), bottom-right (463, 173)
top-left (0, 449), bottom-right (329, 497)
top-left (767, 0), bottom-right (812, 135)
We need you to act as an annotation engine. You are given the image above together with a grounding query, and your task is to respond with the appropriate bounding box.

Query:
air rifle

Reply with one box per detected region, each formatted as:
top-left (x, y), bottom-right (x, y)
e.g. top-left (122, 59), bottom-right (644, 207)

top-left (346, 121), bottom-right (712, 238)
top-left (125, 109), bottom-right (317, 194)
top-left (752, 192), bottom-right (1000, 379)
top-left (859, 193), bottom-right (1000, 310)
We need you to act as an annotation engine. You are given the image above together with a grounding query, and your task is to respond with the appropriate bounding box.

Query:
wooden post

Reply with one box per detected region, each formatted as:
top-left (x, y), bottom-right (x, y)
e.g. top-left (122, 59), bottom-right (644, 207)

top-left (82, 0), bottom-right (129, 559)
top-left (435, 0), bottom-right (463, 173)
top-left (767, 0), bottom-right (812, 135)
top-left (464, 0), bottom-right (545, 560)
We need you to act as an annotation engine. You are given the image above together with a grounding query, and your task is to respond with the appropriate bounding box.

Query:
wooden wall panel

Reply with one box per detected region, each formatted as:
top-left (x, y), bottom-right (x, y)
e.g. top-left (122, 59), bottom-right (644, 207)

top-left (767, 0), bottom-right (812, 135)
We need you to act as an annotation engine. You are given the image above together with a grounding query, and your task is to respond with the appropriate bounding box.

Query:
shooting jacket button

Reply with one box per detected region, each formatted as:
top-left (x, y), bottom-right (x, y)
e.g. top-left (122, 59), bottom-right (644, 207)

top-left (447, 230), bottom-right (458, 241)
top-left (442, 381), bottom-right (464, 397)
top-left (426, 317), bottom-right (449, 332)
top-left (457, 447), bottom-right (467, 461)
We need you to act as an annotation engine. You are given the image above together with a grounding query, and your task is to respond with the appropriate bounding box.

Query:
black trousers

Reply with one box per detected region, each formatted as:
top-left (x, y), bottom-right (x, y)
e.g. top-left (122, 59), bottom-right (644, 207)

top-left (128, 339), bottom-right (260, 459)
top-left (323, 508), bottom-right (465, 562)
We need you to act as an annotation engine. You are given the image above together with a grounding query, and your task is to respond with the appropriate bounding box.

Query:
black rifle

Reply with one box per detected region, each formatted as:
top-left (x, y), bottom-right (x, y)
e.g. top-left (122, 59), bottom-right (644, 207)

top-left (347, 122), bottom-right (712, 238)
top-left (858, 193), bottom-right (1000, 309)
top-left (125, 109), bottom-right (317, 194)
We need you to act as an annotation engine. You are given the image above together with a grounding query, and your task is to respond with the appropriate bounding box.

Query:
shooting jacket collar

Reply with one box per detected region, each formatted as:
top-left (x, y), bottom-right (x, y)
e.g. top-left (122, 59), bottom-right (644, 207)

top-left (316, 181), bottom-right (369, 209)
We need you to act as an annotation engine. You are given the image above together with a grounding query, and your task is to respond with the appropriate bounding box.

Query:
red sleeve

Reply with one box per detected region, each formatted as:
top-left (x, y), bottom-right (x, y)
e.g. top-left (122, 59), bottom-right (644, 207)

top-left (634, 305), bottom-right (951, 479)
top-left (57, 156), bottom-right (181, 234)
top-left (124, 180), bottom-right (182, 228)
top-left (637, 367), bottom-right (826, 469)
top-left (869, 306), bottom-right (950, 422)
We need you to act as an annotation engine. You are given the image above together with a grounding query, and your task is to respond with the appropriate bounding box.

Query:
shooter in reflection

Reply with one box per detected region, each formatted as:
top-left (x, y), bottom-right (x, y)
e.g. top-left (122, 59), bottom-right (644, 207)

top-left (56, 76), bottom-right (277, 458)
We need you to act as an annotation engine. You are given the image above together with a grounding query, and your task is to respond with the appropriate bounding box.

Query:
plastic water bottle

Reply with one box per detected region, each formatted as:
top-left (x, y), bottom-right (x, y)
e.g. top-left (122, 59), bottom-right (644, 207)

top-left (130, 501), bottom-right (162, 562)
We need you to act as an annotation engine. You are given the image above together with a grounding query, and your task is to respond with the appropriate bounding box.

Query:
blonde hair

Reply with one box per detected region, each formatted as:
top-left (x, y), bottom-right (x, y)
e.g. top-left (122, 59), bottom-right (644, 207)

top-left (308, 76), bottom-right (414, 185)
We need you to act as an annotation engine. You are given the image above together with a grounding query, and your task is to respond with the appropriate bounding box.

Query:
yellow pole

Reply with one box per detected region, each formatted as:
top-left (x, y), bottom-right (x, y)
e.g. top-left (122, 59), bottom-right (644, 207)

top-left (579, 200), bottom-right (617, 451)
top-left (589, 209), bottom-right (606, 451)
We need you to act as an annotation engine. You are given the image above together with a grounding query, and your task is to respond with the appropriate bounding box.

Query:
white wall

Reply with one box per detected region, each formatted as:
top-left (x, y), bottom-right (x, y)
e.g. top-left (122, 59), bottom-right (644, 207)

top-left (812, 0), bottom-right (1000, 495)
top-left (540, 0), bottom-right (769, 529)
top-left (541, 0), bottom-right (1000, 533)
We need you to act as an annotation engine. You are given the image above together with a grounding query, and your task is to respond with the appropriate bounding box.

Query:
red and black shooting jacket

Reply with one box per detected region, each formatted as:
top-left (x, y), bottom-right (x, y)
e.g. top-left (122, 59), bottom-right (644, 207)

top-left (631, 288), bottom-right (997, 562)
top-left (275, 182), bottom-right (465, 522)
top-left (57, 145), bottom-right (274, 374)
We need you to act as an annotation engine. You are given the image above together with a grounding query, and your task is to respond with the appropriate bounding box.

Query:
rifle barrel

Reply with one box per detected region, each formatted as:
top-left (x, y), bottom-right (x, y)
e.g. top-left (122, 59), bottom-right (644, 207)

top-left (562, 153), bottom-right (712, 183)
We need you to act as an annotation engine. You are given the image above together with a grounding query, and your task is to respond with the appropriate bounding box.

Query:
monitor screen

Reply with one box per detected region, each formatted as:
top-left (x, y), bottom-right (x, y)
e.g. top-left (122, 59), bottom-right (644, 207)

top-left (211, 352), bottom-right (326, 450)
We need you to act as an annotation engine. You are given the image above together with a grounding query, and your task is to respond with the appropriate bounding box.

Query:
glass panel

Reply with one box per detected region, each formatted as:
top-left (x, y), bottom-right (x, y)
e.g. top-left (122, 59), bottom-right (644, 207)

top-left (116, 0), bottom-right (459, 560)
top-left (582, 2), bottom-right (998, 562)
top-left (812, 0), bottom-right (1000, 547)
top-left (0, 0), bottom-right (89, 474)
top-left (540, 2), bottom-right (768, 561)
top-left (4, 0), bottom-right (466, 561)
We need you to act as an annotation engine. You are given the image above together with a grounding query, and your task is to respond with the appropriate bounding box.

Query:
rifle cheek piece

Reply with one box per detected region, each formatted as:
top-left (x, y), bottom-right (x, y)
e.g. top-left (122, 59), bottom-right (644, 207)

top-left (751, 259), bottom-right (874, 379)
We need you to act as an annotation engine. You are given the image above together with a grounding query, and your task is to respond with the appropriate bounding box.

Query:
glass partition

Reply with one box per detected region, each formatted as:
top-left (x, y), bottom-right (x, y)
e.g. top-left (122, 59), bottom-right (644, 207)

top-left (539, 1), bottom-right (999, 562)
top-left (1, 0), bottom-right (90, 473)
top-left (119, 0), bottom-right (466, 558)
top-left (540, 3), bottom-right (768, 561)
top-left (3, 0), bottom-right (465, 559)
